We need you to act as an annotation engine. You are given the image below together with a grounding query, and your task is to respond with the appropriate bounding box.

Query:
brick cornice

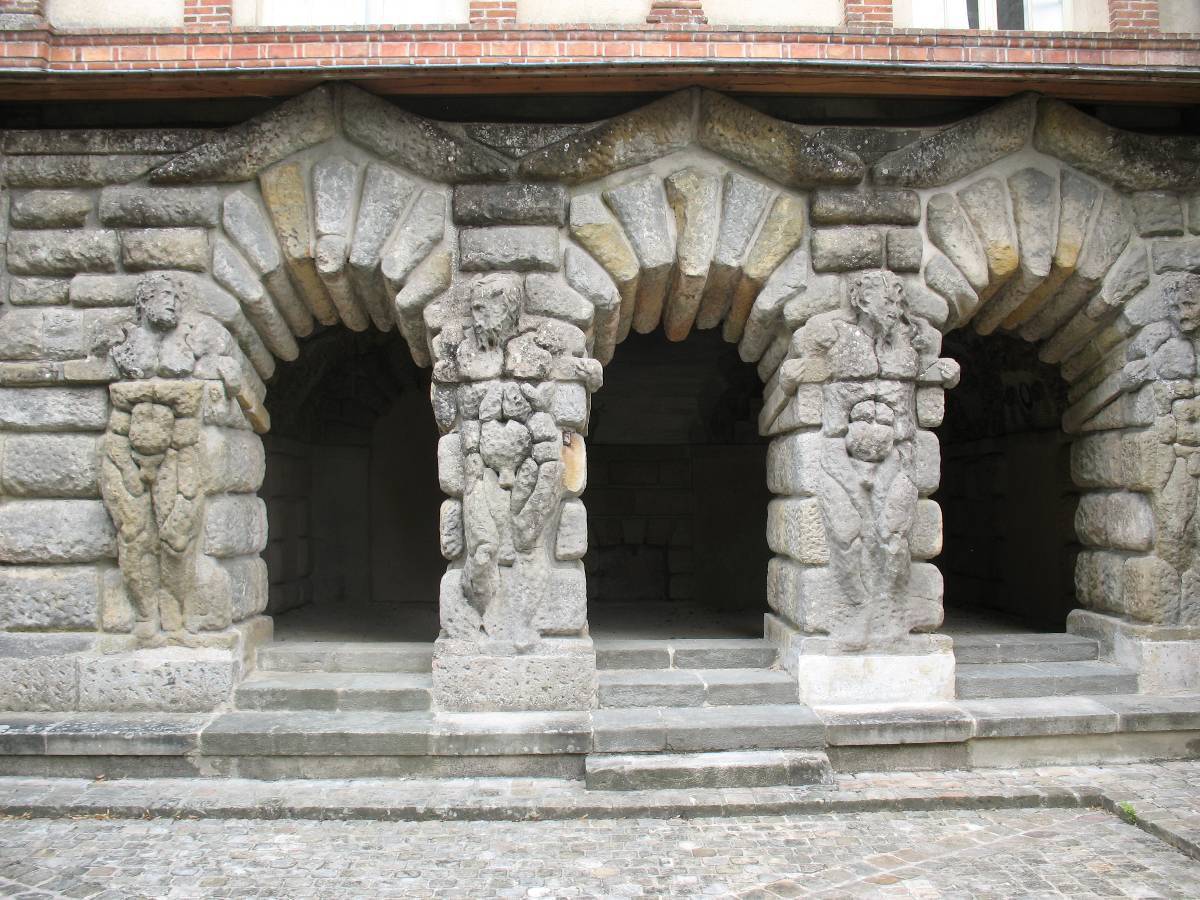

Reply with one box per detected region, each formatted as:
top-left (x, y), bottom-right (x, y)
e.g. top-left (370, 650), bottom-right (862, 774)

top-left (0, 23), bottom-right (1197, 103)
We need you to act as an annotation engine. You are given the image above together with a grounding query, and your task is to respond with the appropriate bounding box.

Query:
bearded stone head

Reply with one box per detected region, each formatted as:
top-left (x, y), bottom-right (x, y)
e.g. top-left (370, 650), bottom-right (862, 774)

top-left (1166, 272), bottom-right (1200, 335)
top-left (135, 272), bottom-right (184, 333)
top-left (849, 269), bottom-right (905, 336)
top-left (469, 273), bottom-right (523, 353)
top-left (845, 400), bottom-right (897, 463)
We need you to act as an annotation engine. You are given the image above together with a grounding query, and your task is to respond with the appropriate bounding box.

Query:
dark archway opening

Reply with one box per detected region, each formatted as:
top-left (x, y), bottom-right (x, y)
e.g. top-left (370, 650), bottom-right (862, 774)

top-left (936, 329), bottom-right (1079, 632)
top-left (261, 328), bottom-right (443, 642)
top-left (584, 328), bottom-right (771, 639)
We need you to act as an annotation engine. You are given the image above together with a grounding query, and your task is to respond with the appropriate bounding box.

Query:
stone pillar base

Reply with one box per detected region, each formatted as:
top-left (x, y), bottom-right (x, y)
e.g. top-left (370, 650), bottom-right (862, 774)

top-left (1068, 609), bottom-right (1200, 694)
top-left (766, 614), bottom-right (956, 706)
top-left (432, 636), bottom-right (597, 712)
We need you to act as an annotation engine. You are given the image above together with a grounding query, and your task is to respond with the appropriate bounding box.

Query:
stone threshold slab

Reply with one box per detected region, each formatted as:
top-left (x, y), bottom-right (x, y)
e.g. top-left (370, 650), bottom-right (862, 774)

top-left (2, 694), bottom-right (1200, 759)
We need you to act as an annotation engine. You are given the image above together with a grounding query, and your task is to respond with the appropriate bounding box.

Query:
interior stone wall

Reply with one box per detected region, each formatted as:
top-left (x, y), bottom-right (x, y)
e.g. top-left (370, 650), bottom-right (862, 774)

top-left (262, 329), bottom-right (442, 624)
top-left (584, 329), bottom-right (769, 614)
top-left (937, 331), bottom-right (1078, 629)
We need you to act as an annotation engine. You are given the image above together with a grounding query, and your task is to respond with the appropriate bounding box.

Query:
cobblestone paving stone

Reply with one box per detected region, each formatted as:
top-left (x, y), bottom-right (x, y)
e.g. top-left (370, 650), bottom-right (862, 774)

top-left (1, 763), bottom-right (1199, 898)
top-left (1, 806), bottom-right (1198, 899)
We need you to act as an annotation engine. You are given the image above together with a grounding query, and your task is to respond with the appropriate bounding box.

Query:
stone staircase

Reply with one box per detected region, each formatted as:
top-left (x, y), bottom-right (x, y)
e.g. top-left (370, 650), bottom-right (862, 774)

top-left (952, 632), bottom-right (1138, 699)
top-left (228, 632), bottom-right (1140, 788)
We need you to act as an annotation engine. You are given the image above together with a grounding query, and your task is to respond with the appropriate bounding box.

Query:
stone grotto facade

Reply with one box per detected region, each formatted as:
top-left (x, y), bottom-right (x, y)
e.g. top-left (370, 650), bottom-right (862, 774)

top-left (2, 85), bottom-right (1200, 716)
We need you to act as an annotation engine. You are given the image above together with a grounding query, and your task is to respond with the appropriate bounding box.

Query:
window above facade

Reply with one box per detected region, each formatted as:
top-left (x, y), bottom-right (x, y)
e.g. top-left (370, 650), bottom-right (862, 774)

top-left (254, 0), bottom-right (468, 26)
top-left (901, 0), bottom-right (1108, 30)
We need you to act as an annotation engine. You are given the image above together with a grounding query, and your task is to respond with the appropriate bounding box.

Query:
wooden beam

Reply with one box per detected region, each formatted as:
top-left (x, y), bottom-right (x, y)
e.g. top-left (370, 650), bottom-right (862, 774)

top-left (1, 64), bottom-right (1198, 105)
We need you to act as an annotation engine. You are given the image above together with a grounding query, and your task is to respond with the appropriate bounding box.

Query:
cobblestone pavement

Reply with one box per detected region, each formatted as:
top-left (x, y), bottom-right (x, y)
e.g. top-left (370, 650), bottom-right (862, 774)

top-left (2, 763), bottom-right (1200, 898)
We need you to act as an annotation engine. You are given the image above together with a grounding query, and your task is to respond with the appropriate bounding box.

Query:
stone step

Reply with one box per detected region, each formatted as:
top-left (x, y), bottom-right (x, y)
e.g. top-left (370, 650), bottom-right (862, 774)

top-left (594, 639), bottom-right (777, 670)
top-left (598, 669), bottom-right (796, 708)
top-left (955, 661), bottom-right (1138, 699)
top-left (585, 750), bottom-right (832, 791)
top-left (256, 642), bottom-right (433, 674)
top-left (593, 705), bottom-right (825, 753)
top-left (951, 633), bottom-right (1099, 665)
top-left (236, 672), bottom-right (432, 712)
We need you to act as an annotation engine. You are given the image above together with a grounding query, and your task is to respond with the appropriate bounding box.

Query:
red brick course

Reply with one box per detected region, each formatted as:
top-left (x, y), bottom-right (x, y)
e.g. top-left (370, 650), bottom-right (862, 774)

top-left (647, 2), bottom-right (707, 25)
top-left (469, 1), bottom-right (517, 25)
top-left (1109, 0), bottom-right (1160, 33)
top-left (844, 0), bottom-right (894, 27)
top-left (0, 21), bottom-right (1197, 98)
top-left (184, 1), bottom-right (233, 28)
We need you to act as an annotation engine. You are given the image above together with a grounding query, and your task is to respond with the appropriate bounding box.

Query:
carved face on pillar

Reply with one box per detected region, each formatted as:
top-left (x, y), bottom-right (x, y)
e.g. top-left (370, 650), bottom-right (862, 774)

top-left (135, 273), bottom-right (183, 333)
top-left (469, 273), bottom-right (523, 353)
top-left (849, 270), bottom-right (905, 337)
top-left (845, 400), bottom-right (897, 463)
top-left (1168, 272), bottom-right (1200, 335)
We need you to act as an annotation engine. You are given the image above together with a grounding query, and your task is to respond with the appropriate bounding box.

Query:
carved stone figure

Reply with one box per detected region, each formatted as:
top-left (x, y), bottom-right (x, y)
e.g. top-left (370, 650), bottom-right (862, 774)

top-left (99, 274), bottom-right (244, 645)
top-left (819, 399), bottom-right (919, 649)
top-left (434, 273), bottom-right (589, 651)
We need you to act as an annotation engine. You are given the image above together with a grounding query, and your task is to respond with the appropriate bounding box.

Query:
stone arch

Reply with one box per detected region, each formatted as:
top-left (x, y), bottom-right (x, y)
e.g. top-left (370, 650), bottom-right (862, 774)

top-left (27, 84), bottom-right (1193, 712)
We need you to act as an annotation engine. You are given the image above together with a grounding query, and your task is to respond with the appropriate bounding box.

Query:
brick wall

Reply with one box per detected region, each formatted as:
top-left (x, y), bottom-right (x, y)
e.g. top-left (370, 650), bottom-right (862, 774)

top-left (1109, 0), bottom-right (1161, 32)
top-left (184, 1), bottom-right (233, 27)
top-left (844, 0), bottom-right (893, 27)
top-left (469, 0), bottom-right (517, 25)
top-left (646, 1), bottom-right (707, 25)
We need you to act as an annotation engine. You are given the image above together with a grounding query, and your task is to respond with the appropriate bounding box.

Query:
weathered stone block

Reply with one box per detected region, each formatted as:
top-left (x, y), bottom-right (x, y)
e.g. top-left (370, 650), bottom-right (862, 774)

top-left (0, 387), bottom-right (108, 431)
top-left (810, 227), bottom-right (883, 272)
top-left (874, 94), bottom-right (1036, 188)
top-left (77, 648), bottom-right (236, 712)
top-left (536, 566), bottom-right (589, 635)
top-left (9, 190), bottom-right (93, 229)
top-left (810, 189), bottom-right (920, 226)
top-left (1, 433), bottom-right (100, 498)
top-left (766, 432), bottom-right (825, 497)
top-left (926, 194), bottom-right (988, 291)
top-left (0, 656), bottom-right (78, 711)
top-left (6, 230), bottom-right (119, 275)
top-left (68, 273), bottom-right (139, 308)
top-left (1075, 492), bottom-right (1155, 551)
top-left (0, 564), bottom-right (100, 630)
top-left (556, 499), bottom-right (588, 561)
top-left (439, 499), bottom-right (463, 560)
top-left (1075, 550), bottom-right (1126, 614)
top-left (438, 433), bottom-right (464, 497)
top-left (459, 226), bottom-right (559, 273)
top-left (2, 155), bottom-right (166, 189)
top-left (223, 556), bottom-right (269, 621)
top-left (910, 500), bottom-right (943, 560)
top-left (99, 186), bottom-right (220, 228)
top-left (524, 274), bottom-right (594, 329)
top-left (203, 428), bottom-right (266, 494)
top-left (0, 308), bottom-right (88, 362)
top-left (453, 184), bottom-right (567, 226)
top-left (698, 91), bottom-right (864, 189)
top-left (0, 499), bottom-right (116, 564)
top-left (916, 387), bottom-right (945, 428)
top-left (8, 277), bottom-right (70, 307)
top-left (204, 495), bottom-right (268, 558)
top-left (431, 637), bottom-right (596, 712)
top-left (1123, 555), bottom-right (1181, 624)
top-left (1151, 238), bottom-right (1200, 274)
top-left (886, 229), bottom-right (923, 272)
top-left (766, 497), bottom-right (828, 565)
top-left (1132, 191), bottom-right (1184, 237)
top-left (120, 228), bottom-right (209, 272)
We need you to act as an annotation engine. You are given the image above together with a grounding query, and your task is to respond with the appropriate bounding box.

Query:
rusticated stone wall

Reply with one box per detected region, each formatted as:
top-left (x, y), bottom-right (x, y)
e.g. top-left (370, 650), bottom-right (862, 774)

top-left (2, 85), bottom-right (1199, 711)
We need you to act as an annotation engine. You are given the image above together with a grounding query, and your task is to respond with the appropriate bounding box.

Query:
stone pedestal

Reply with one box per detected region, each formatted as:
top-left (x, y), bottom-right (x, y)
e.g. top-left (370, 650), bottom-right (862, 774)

top-left (766, 614), bottom-right (955, 706)
top-left (0, 616), bottom-right (271, 713)
top-left (1068, 609), bottom-right (1200, 694)
top-left (431, 636), bottom-right (597, 712)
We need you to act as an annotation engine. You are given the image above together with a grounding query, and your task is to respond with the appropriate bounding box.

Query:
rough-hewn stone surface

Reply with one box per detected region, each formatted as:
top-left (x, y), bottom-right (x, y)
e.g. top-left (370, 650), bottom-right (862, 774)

top-left (453, 184), bottom-right (568, 227)
top-left (151, 87), bottom-right (337, 184)
top-left (341, 86), bottom-right (508, 185)
top-left (873, 94), bottom-right (1036, 188)
top-left (1035, 99), bottom-right (1200, 192)
top-left (697, 92), bottom-right (864, 190)
top-left (519, 91), bottom-right (693, 184)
